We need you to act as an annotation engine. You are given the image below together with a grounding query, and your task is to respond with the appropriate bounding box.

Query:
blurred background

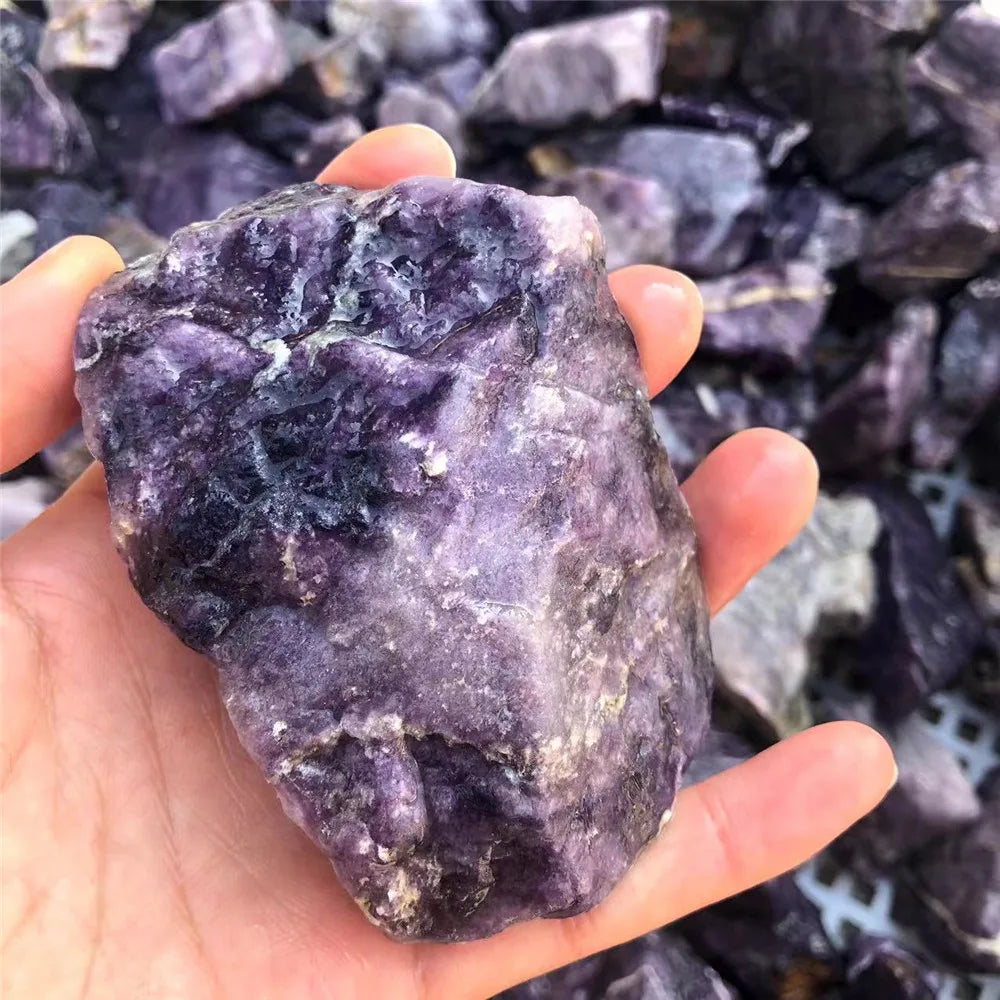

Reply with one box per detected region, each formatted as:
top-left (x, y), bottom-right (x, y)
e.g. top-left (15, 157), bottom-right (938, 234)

top-left (1, 1), bottom-right (998, 998)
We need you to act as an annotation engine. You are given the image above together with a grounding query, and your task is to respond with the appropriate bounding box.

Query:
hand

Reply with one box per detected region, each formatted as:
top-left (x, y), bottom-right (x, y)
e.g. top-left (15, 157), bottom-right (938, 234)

top-left (1, 125), bottom-right (895, 1000)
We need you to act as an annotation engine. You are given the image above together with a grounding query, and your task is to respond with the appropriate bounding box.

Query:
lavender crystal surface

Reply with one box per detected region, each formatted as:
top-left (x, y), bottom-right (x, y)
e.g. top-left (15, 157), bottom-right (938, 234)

top-left (74, 177), bottom-right (713, 942)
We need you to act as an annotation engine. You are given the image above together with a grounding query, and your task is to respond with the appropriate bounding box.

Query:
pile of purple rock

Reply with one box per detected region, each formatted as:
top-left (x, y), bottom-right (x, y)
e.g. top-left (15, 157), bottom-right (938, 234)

top-left (2, 0), bottom-right (998, 995)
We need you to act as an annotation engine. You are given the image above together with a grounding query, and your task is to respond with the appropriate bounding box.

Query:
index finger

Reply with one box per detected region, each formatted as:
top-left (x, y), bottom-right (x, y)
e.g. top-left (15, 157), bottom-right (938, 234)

top-left (0, 236), bottom-right (123, 474)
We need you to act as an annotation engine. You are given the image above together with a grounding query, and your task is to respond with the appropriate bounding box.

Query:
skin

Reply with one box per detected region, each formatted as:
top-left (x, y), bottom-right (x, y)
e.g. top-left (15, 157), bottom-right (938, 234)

top-left (0, 126), bottom-right (896, 1000)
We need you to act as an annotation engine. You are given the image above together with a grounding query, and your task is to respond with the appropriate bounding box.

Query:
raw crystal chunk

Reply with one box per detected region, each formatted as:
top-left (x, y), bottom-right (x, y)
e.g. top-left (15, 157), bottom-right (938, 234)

top-left (536, 167), bottom-right (677, 272)
top-left (853, 482), bottom-right (985, 719)
top-left (810, 300), bottom-right (937, 473)
top-left (498, 931), bottom-right (739, 1000)
top-left (908, 4), bottom-right (1000, 162)
top-left (652, 375), bottom-right (814, 483)
top-left (697, 261), bottom-right (832, 372)
top-left (901, 767), bottom-right (1000, 974)
top-left (679, 874), bottom-right (841, 1000)
top-left (658, 95), bottom-right (811, 170)
top-left (741, 0), bottom-right (935, 179)
top-left (470, 8), bottom-right (669, 129)
top-left (709, 493), bottom-right (880, 739)
top-left (824, 693), bottom-right (981, 877)
top-left (911, 272), bottom-right (1000, 469)
top-left (74, 177), bottom-right (713, 942)
top-left (329, 0), bottom-right (496, 72)
top-left (533, 128), bottom-right (765, 277)
top-left (125, 128), bottom-right (293, 236)
top-left (31, 179), bottom-right (108, 254)
top-left (845, 936), bottom-right (940, 1000)
top-left (152, 0), bottom-right (299, 124)
top-left (859, 160), bottom-right (1000, 300)
top-left (39, 0), bottom-right (154, 73)
top-left (0, 6), bottom-right (94, 175)
top-left (756, 186), bottom-right (869, 273)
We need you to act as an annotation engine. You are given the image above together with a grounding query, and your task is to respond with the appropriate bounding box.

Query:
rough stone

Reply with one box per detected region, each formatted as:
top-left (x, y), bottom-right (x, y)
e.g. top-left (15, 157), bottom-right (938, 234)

top-left (658, 95), bottom-right (811, 170)
top-left (652, 375), bottom-right (815, 483)
top-left (153, 0), bottom-right (301, 124)
top-left (679, 874), bottom-right (842, 1000)
top-left (236, 101), bottom-right (364, 176)
top-left (741, 0), bottom-right (936, 179)
top-left (470, 8), bottom-right (669, 129)
top-left (901, 766), bottom-right (1000, 974)
top-left (532, 128), bottom-right (765, 277)
top-left (824, 692), bottom-right (981, 877)
top-left (957, 492), bottom-right (1000, 593)
top-left (497, 931), bottom-right (739, 1000)
top-left (30, 179), bottom-right (108, 255)
top-left (424, 55), bottom-right (485, 111)
top-left (859, 160), bottom-right (1000, 301)
top-left (329, 0), bottom-right (496, 72)
top-left (810, 300), bottom-right (937, 473)
top-left (709, 493), bottom-right (880, 739)
top-left (39, 0), bottom-right (154, 73)
top-left (844, 936), bottom-right (940, 1000)
top-left (535, 167), bottom-right (677, 272)
top-left (756, 186), bottom-right (869, 273)
top-left (911, 272), bottom-right (1000, 469)
top-left (125, 128), bottom-right (293, 236)
top-left (853, 482), bottom-right (985, 720)
top-left (0, 6), bottom-right (94, 175)
top-left (74, 177), bottom-right (713, 942)
top-left (908, 4), bottom-right (1000, 162)
top-left (697, 261), bottom-right (832, 372)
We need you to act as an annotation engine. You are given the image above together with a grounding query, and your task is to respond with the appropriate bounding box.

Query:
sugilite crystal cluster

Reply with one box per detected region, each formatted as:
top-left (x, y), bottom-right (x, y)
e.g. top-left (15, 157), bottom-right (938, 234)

top-left (74, 177), bottom-right (713, 942)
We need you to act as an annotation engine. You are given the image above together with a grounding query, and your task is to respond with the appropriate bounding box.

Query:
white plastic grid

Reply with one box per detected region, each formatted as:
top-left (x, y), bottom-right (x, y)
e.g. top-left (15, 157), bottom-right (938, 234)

top-left (795, 690), bottom-right (1000, 1000)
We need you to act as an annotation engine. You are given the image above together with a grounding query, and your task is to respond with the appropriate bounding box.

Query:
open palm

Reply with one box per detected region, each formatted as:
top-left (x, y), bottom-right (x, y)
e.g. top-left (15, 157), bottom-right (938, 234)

top-left (1, 126), bottom-right (895, 1000)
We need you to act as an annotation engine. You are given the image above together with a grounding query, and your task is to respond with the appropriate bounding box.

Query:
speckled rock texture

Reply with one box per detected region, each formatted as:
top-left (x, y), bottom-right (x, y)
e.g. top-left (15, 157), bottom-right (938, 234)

top-left (470, 7), bottom-right (668, 129)
top-left (73, 177), bottom-right (713, 942)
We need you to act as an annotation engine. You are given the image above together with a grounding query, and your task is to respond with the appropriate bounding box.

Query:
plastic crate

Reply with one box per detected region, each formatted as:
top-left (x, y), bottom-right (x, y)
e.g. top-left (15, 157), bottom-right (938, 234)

top-left (795, 690), bottom-right (1000, 1000)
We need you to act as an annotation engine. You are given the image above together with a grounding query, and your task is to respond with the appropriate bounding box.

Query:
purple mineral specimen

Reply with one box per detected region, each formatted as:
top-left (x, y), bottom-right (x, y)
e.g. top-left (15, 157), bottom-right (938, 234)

top-left (756, 186), bottom-right (869, 273)
top-left (533, 128), bottom-right (765, 277)
top-left (853, 482), bottom-right (985, 719)
top-left (901, 766), bottom-right (1000, 974)
top-left (911, 272), bottom-right (1000, 469)
top-left (126, 128), bottom-right (294, 236)
top-left (74, 177), bottom-right (713, 942)
top-left (741, 0), bottom-right (935, 179)
top-left (908, 4), bottom-right (1000, 163)
top-left (859, 160), bottom-right (1000, 301)
top-left (535, 167), bottom-right (677, 272)
top-left (679, 873), bottom-right (842, 1000)
top-left (0, 6), bottom-right (94, 176)
top-left (652, 375), bottom-right (814, 483)
top-left (152, 0), bottom-right (300, 124)
top-left (845, 936), bottom-right (940, 1000)
top-left (470, 8), bottom-right (669, 129)
top-left (697, 261), bottom-right (832, 372)
top-left (329, 0), bottom-right (496, 73)
top-left (39, 0), bottom-right (154, 73)
top-left (810, 300), bottom-right (937, 473)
